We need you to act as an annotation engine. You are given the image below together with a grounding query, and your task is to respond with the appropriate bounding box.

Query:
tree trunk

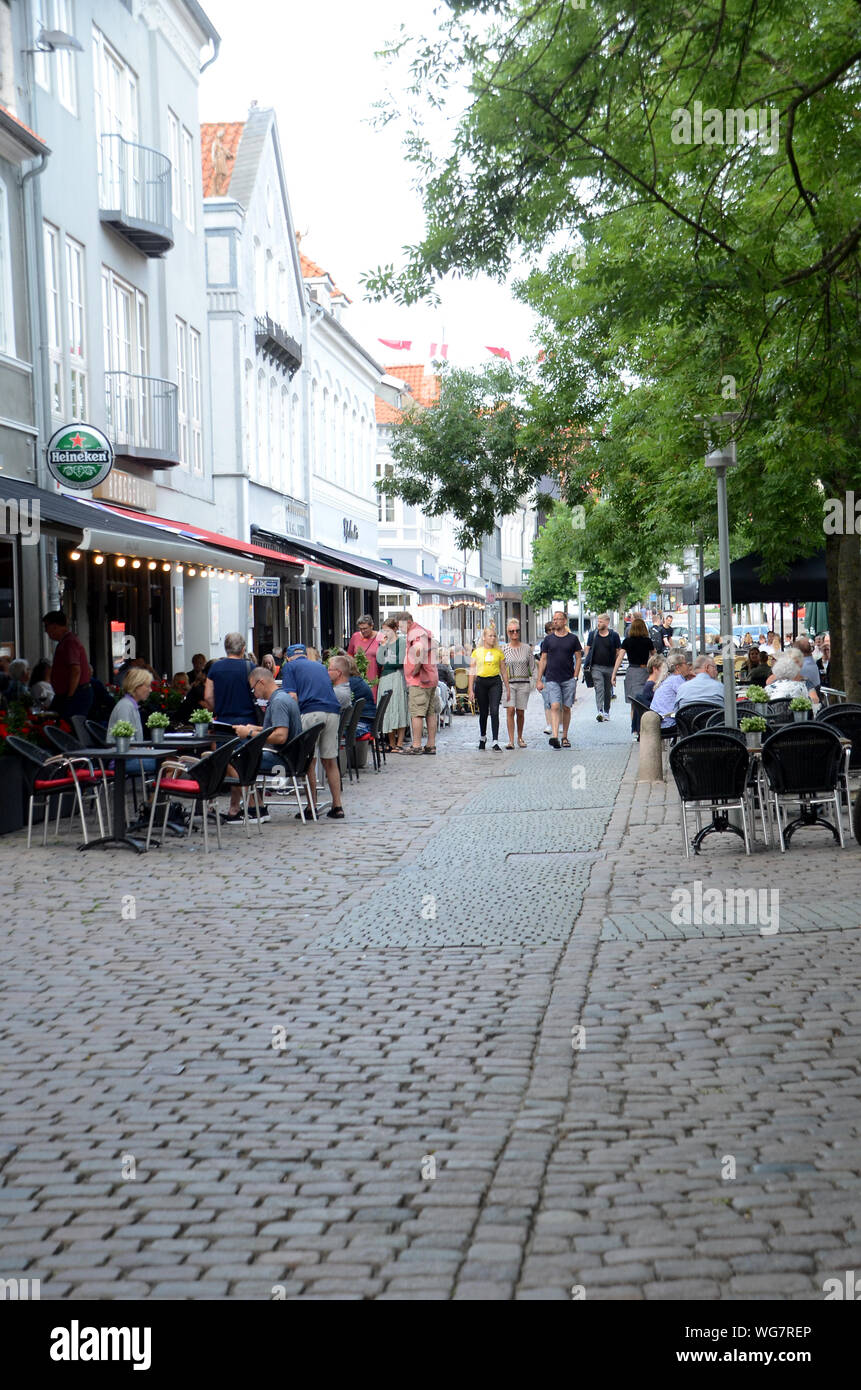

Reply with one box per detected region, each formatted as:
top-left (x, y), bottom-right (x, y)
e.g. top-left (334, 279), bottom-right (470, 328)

top-left (838, 531), bottom-right (861, 703)
top-left (825, 531), bottom-right (843, 691)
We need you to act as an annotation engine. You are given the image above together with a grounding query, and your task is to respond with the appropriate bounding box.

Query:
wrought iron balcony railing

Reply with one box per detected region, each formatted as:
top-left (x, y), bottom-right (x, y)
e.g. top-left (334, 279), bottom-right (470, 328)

top-left (255, 315), bottom-right (302, 378)
top-left (99, 134), bottom-right (173, 257)
top-left (104, 371), bottom-right (180, 468)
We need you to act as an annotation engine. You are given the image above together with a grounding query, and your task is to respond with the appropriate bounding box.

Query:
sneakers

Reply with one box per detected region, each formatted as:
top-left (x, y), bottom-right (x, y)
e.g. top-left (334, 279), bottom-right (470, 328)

top-left (478, 739), bottom-right (486, 750)
top-left (221, 804), bottom-right (270, 826)
top-left (247, 804), bottom-right (270, 822)
top-left (492, 742), bottom-right (502, 752)
top-left (596, 714), bottom-right (605, 722)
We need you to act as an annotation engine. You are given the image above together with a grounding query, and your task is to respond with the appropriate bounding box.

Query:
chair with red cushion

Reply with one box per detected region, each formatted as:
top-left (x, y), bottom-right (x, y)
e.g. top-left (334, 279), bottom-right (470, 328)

top-left (145, 736), bottom-right (240, 852)
top-left (6, 735), bottom-right (107, 847)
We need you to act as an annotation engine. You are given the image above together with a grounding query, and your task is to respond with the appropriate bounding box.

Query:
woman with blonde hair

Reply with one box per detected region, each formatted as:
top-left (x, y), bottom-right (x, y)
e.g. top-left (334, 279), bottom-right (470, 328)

top-left (468, 626), bottom-right (511, 751)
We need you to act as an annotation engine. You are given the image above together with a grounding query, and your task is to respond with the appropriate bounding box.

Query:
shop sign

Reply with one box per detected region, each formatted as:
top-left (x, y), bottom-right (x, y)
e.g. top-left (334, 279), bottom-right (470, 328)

top-left (93, 469), bottom-right (156, 512)
top-left (251, 577), bottom-right (281, 597)
top-left (46, 423), bottom-right (114, 490)
top-left (342, 518), bottom-right (359, 542)
top-left (439, 569), bottom-right (463, 587)
top-left (521, 567), bottom-right (532, 581)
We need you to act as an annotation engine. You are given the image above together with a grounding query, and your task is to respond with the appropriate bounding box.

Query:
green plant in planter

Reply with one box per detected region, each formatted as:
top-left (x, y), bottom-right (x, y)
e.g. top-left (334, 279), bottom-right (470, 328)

top-left (146, 712), bottom-right (170, 729)
top-left (740, 716), bottom-right (767, 733)
top-left (112, 720), bottom-right (135, 739)
top-left (190, 708), bottom-right (214, 724)
top-left (745, 686), bottom-right (771, 703)
top-left (353, 646), bottom-right (369, 680)
top-left (789, 696), bottom-right (813, 711)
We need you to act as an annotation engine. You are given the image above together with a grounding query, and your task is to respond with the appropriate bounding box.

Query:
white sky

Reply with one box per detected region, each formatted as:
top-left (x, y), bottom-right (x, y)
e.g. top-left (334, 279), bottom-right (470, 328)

top-left (199, 0), bottom-right (539, 371)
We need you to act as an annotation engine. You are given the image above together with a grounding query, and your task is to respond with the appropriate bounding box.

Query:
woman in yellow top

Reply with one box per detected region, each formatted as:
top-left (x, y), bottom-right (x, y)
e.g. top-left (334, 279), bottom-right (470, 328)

top-left (468, 627), bottom-right (511, 750)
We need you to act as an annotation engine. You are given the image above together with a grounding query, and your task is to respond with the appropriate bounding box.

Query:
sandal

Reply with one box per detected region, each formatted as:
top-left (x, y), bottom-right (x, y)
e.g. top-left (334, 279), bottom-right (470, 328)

top-left (423, 746), bottom-right (436, 754)
top-left (326, 807), bottom-right (345, 819)
top-left (406, 746), bottom-right (424, 755)
top-left (518, 739), bottom-right (527, 748)
top-left (561, 738), bottom-right (571, 748)
top-left (505, 743), bottom-right (515, 750)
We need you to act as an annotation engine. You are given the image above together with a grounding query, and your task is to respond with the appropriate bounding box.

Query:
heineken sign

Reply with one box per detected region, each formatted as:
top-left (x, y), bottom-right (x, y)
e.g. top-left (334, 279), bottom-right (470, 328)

top-left (46, 423), bottom-right (114, 490)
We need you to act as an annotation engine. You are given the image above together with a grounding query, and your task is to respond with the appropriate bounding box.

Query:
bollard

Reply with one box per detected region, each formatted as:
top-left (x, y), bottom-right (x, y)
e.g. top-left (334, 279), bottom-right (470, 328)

top-left (638, 710), bottom-right (664, 782)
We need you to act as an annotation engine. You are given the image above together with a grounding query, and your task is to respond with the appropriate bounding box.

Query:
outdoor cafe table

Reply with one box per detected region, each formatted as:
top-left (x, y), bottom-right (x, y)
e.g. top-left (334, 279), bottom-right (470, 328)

top-left (744, 733), bottom-right (851, 848)
top-left (73, 735), bottom-right (217, 853)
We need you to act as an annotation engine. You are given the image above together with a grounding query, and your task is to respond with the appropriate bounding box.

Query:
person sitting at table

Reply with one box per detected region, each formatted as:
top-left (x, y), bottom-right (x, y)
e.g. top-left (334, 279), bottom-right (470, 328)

top-left (745, 648), bottom-right (769, 685)
top-left (225, 666), bottom-right (302, 825)
top-left (632, 654), bottom-right (666, 737)
top-left (674, 655), bottom-right (725, 713)
top-left (328, 654), bottom-right (376, 734)
top-left (186, 652), bottom-right (207, 687)
top-left (105, 669), bottom-right (188, 832)
top-left (764, 652), bottom-right (820, 705)
top-left (262, 652), bottom-right (280, 679)
top-left (648, 651), bottom-right (693, 729)
top-left (171, 671), bottom-right (189, 695)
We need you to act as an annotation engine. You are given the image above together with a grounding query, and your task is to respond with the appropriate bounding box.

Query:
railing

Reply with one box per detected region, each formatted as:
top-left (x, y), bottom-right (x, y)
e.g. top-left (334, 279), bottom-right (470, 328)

top-left (104, 372), bottom-right (179, 465)
top-left (255, 315), bottom-right (302, 378)
top-left (99, 135), bottom-right (173, 254)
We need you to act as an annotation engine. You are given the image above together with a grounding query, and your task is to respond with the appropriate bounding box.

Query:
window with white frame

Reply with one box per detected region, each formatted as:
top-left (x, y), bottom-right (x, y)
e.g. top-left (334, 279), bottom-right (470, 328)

top-left (0, 178), bottom-right (14, 357)
top-left (64, 236), bottom-right (87, 418)
top-left (256, 368), bottom-right (266, 478)
top-left (280, 386), bottom-right (289, 491)
top-left (34, 0), bottom-right (77, 113)
top-left (43, 223), bottom-right (63, 417)
top-left (243, 359), bottom-right (254, 471)
top-left (189, 326), bottom-right (202, 474)
top-left (175, 317), bottom-right (188, 466)
top-left (101, 265), bottom-right (148, 444)
top-left (291, 390), bottom-right (300, 497)
top-left (167, 109), bottom-right (181, 219)
top-left (92, 25), bottom-right (138, 204)
top-left (268, 376), bottom-right (278, 488)
top-left (181, 127), bottom-right (195, 231)
top-left (376, 460), bottom-right (394, 523)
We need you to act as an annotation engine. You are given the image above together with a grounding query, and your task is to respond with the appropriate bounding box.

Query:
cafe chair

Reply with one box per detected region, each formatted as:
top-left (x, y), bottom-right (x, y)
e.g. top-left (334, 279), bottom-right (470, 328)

top-left (674, 702), bottom-right (725, 739)
top-left (145, 736), bottom-right (240, 853)
top-left (274, 723), bottom-right (323, 822)
top-left (341, 699), bottom-right (367, 784)
top-left (368, 688), bottom-right (393, 771)
top-left (7, 736), bottom-right (107, 847)
top-left (691, 706), bottom-right (721, 731)
top-left (669, 731), bottom-right (753, 858)
top-left (762, 697), bottom-right (795, 726)
top-left (630, 695), bottom-right (675, 742)
top-left (220, 728), bottom-right (271, 836)
top-left (44, 725), bottom-right (83, 756)
top-left (810, 705), bottom-right (861, 819)
top-left (759, 724), bottom-right (846, 852)
top-left (84, 719), bottom-right (110, 748)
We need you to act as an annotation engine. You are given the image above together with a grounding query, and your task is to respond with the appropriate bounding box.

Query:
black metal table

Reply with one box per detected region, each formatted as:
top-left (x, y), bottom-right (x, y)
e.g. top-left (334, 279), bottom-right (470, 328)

top-left (75, 746), bottom-right (174, 854)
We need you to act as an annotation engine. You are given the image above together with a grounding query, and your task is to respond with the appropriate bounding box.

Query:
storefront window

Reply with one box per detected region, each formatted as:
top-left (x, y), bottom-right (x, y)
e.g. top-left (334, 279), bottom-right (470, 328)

top-left (0, 540), bottom-right (16, 659)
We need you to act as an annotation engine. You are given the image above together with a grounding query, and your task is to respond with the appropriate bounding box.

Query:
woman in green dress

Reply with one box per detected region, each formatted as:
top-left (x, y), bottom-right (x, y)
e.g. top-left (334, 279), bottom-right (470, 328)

top-left (375, 617), bottom-right (409, 751)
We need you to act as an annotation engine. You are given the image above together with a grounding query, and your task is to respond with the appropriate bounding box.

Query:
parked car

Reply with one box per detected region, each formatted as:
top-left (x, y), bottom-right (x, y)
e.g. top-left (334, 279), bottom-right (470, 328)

top-left (671, 623), bottom-right (721, 652)
top-left (732, 623), bottom-right (770, 648)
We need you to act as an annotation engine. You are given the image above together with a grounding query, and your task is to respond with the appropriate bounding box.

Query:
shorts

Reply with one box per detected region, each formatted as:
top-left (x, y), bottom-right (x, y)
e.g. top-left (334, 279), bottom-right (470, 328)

top-left (300, 710), bottom-right (340, 760)
top-left (408, 685), bottom-right (436, 719)
top-left (505, 682), bottom-right (531, 711)
top-left (544, 678), bottom-right (576, 708)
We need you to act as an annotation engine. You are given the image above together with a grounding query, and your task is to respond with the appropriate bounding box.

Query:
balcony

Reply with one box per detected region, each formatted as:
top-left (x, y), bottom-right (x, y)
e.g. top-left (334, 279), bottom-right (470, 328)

top-left (105, 372), bottom-right (180, 469)
top-left (255, 315), bottom-right (302, 378)
top-left (99, 135), bottom-right (173, 257)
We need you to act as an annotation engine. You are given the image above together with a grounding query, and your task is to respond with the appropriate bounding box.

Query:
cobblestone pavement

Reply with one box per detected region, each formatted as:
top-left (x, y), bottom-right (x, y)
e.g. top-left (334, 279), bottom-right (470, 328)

top-left (0, 686), bottom-right (859, 1300)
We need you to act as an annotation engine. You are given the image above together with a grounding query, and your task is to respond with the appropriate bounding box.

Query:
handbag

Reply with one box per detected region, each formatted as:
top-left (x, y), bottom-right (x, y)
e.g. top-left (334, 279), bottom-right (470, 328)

top-left (581, 635), bottom-right (594, 686)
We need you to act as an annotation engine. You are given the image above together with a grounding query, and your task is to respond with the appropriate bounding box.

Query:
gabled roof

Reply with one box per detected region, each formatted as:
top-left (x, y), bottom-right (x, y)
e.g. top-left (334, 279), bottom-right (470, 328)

top-left (200, 120), bottom-right (243, 197)
top-left (299, 250), bottom-right (351, 304)
top-left (375, 396), bottom-right (403, 425)
top-left (0, 102), bottom-right (49, 163)
top-left (386, 364), bottom-right (440, 409)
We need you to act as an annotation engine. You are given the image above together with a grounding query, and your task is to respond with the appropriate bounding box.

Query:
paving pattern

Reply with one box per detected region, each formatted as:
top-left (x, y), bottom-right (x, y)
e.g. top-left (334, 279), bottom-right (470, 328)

top-left (0, 685), bottom-right (859, 1300)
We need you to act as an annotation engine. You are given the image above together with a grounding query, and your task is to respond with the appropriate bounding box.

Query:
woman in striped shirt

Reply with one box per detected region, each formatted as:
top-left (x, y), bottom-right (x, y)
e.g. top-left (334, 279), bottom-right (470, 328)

top-left (503, 620), bottom-right (535, 748)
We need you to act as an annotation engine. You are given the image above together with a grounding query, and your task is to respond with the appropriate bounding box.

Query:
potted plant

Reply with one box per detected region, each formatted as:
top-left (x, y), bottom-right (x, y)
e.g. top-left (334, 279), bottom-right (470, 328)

top-left (112, 720), bottom-right (136, 754)
top-left (790, 696), bottom-right (812, 722)
top-left (146, 711), bottom-right (170, 744)
top-left (190, 709), bottom-right (214, 725)
top-left (740, 715), bottom-right (767, 748)
top-left (745, 685), bottom-right (771, 704)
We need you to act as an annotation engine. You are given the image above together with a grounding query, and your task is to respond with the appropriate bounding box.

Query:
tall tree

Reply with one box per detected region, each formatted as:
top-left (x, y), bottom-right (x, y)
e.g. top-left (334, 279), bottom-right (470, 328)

top-left (524, 501), bottom-right (656, 613)
top-left (365, 0), bottom-right (861, 694)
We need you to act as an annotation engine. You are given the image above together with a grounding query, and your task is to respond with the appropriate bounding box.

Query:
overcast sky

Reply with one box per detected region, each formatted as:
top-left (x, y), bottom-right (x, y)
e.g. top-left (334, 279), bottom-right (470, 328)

top-left (199, 0), bottom-right (539, 371)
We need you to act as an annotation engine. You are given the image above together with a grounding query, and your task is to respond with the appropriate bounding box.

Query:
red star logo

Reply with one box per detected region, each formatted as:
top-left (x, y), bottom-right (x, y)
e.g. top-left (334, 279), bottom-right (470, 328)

top-left (70, 432), bottom-right (84, 448)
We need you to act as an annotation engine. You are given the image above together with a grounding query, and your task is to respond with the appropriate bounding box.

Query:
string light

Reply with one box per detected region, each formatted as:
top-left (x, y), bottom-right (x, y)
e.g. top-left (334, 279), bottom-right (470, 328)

top-left (148, 561), bottom-right (157, 570)
top-left (131, 559), bottom-right (141, 569)
top-left (69, 550), bottom-right (81, 561)
top-left (162, 562), bottom-right (171, 572)
top-left (116, 557), bottom-right (126, 567)
top-left (188, 567), bottom-right (197, 577)
top-left (175, 563), bottom-right (184, 575)
top-left (93, 554), bottom-right (104, 565)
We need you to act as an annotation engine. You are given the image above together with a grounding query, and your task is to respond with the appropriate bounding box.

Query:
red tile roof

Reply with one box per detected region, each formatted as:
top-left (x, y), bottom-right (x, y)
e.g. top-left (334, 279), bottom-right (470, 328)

top-left (200, 121), bottom-right (244, 197)
top-left (300, 250), bottom-right (351, 304)
top-left (375, 396), bottom-right (403, 425)
top-left (0, 102), bottom-right (47, 151)
top-left (386, 364), bottom-right (440, 409)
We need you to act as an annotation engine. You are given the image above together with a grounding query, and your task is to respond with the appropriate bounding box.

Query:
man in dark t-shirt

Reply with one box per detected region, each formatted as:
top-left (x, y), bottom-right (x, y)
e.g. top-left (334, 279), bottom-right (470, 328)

top-left (536, 608), bottom-right (582, 748)
top-left (585, 613), bottom-right (623, 720)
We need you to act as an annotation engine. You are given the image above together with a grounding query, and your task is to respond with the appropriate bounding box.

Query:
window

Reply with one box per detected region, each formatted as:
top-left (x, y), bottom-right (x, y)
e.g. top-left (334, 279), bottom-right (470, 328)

top-left (269, 376), bottom-right (278, 488)
top-left (377, 461), bottom-right (394, 523)
top-left (0, 178), bottom-right (13, 356)
top-left (93, 25), bottom-right (138, 205)
top-left (102, 266), bottom-right (148, 441)
top-left (243, 359), bottom-right (255, 471)
top-left (181, 127), bottom-right (195, 231)
top-left (34, 1), bottom-right (77, 113)
top-left (253, 238), bottom-right (264, 312)
top-left (189, 327), bottom-right (202, 474)
top-left (280, 387), bottom-right (289, 490)
top-left (291, 391), bottom-right (300, 497)
top-left (43, 223), bottom-right (63, 417)
top-left (65, 236), bottom-right (87, 418)
top-left (0, 0), bottom-right (16, 115)
top-left (175, 317), bottom-right (188, 466)
top-left (256, 368), bottom-right (266, 477)
top-left (167, 109), bottom-right (181, 219)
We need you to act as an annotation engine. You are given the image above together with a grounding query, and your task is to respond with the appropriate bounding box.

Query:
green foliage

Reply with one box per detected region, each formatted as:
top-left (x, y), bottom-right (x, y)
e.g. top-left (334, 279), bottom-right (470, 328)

top-left (524, 501), bottom-right (655, 612)
top-left (353, 646), bottom-right (369, 680)
top-left (189, 709), bottom-right (213, 724)
top-left (111, 721), bottom-right (135, 739)
top-left (146, 711), bottom-right (170, 728)
top-left (740, 716), bottom-right (768, 732)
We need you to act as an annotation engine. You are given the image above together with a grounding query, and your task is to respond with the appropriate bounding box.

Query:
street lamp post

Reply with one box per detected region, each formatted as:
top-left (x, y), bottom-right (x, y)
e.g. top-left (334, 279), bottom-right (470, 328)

top-left (683, 545), bottom-right (697, 656)
top-left (576, 571), bottom-right (584, 639)
top-left (703, 419), bottom-right (740, 726)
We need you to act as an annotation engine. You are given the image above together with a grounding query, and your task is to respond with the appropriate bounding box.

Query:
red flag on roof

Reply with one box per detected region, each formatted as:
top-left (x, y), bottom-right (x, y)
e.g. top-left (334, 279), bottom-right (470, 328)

top-left (430, 342), bottom-right (449, 359)
top-left (378, 338), bottom-right (412, 350)
top-left (486, 345), bottom-right (512, 360)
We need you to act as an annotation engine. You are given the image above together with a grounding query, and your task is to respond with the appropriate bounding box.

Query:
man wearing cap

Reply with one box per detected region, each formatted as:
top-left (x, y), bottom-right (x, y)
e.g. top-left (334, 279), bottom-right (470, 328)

top-left (280, 644), bottom-right (345, 819)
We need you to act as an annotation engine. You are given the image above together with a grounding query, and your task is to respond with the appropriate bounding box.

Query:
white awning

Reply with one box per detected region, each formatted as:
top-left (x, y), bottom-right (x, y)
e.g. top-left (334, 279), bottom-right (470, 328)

top-left (78, 527), bottom-right (264, 576)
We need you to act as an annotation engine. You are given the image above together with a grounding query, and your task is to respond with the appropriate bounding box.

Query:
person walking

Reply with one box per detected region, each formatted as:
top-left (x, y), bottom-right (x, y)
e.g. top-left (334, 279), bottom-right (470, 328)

top-left (539, 620), bottom-right (553, 734)
top-left (536, 609), bottom-right (582, 748)
top-left (42, 610), bottom-right (93, 720)
top-left (615, 615), bottom-right (654, 737)
top-left (374, 618), bottom-right (409, 751)
top-left (403, 611), bottom-right (439, 755)
top-left (503, 619), bottom-right (534, 748)
top-left (468, 626), bottom-right (510, 751)
top-left (584, 613), bottom-right (622, 722)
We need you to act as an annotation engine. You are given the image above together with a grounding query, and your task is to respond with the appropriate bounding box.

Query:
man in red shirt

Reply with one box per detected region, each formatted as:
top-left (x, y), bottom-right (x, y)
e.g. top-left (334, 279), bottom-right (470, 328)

top-left (346, 615), bottom-right (380, 684)
top-left (43, 609), bottom-right (93, 719)
top-left (402, 611), bottom-right (439, 755)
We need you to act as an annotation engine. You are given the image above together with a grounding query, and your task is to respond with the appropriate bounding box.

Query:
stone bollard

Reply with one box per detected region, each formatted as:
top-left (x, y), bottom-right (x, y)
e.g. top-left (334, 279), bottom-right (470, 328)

top-left (638, 710), bottom-right (664, 782)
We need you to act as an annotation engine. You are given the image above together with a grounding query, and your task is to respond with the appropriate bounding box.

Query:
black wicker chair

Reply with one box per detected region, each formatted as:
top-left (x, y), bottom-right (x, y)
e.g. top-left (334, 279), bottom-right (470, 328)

top-left (6, 736), bottom-right (108, 847)
top-left (83, 719), bottom-right (110, 748)
top-left (278, 723), bottom-right (324, 821)
top-left (759, 724), bottom-right (846, 851)
top-left (341, 698), bottom-right (366, 784)
top-left (691, 706), bottom-right (721, 731)
top-left (762, 697), bottom-right (795, 727)
top-left (44, 725), bottom-right (82, 756)
top-left (145, 736), bottom-right (240, 853)
top-left (220, 728), bottom-right (272, 835)
top-left (815, 705), bottom-right (861, 818)
top-left (368, 687), bottom-right (393, 771)
top-left (630, 695), bottom-right (675, 742)
top-left (674, 702), bottom-right (726, 739)
top-left (668, 731), bottom-right (753, 857)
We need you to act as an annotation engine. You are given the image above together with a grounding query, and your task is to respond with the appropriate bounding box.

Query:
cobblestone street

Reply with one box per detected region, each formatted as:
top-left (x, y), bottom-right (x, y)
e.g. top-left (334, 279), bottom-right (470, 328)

top-left (1, 690), bottom-right (860, 1300)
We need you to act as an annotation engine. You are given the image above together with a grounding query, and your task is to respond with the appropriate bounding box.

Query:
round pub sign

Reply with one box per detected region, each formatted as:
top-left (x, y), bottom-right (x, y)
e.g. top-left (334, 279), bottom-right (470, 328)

top-left (46, 423), bottom-right (114, 490)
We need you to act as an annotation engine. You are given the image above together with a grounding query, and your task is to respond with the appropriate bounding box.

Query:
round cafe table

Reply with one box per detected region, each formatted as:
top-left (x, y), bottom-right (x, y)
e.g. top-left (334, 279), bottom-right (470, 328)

top-left (75, 746), bottom-right (174, 854)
